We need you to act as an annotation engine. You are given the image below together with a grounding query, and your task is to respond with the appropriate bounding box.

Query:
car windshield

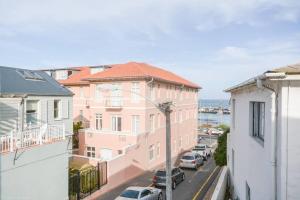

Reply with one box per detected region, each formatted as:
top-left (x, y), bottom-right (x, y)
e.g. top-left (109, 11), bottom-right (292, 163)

top-left (120, 190), bottom-right (140, 199)
top-left (195, 146), bottom-right (205, 150)
top-left (156, 171), bottom-right (166, 176)
top-left (182, 156), bottom-right (194, 160)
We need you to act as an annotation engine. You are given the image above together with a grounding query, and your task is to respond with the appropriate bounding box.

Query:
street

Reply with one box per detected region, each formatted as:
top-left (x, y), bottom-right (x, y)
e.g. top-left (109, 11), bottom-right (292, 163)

top-left (97, 137), bottom-right (219, 200)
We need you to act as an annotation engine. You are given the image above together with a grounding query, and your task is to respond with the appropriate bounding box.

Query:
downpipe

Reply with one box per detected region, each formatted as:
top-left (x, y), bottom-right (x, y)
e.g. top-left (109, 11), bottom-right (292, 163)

top-left (256, 78), bottom-right (278, 200)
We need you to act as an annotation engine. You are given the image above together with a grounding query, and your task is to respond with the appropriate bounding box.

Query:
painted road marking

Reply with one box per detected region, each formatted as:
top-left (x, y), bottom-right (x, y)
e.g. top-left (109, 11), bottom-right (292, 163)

top-left (192, 166), bottom-right (219, 200)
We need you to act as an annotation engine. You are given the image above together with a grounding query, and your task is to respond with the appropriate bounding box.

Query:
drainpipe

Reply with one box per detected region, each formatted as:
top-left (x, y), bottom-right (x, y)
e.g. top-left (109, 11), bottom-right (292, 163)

top-left (256, 78), bottom-right (278, 200)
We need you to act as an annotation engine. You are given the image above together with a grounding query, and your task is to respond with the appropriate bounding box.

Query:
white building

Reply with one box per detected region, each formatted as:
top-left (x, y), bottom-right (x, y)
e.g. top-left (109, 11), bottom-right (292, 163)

top-left (226, 64), bottom-right (300, 200)
top-left (0, 66), bottom-right (73, 200)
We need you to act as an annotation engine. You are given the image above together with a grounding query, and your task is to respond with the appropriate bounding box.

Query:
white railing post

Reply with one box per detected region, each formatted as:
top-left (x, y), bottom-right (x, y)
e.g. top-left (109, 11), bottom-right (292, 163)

top-left (39, 126), bottom-right (43, 145)
top-left (10, 131), bottom-right (14, 152)
top-left (62, 123), bottom-right (66, 140)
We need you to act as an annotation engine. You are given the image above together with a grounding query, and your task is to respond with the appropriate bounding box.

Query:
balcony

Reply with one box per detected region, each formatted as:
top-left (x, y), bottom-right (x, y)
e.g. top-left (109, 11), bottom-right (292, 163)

top-left (105, 97), bottom-right (123, 109)
top-left (0, 124), bottom-right (66, 153)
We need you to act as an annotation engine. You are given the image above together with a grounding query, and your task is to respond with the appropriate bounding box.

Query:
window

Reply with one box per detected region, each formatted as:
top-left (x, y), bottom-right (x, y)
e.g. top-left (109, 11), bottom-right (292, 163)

top-left (95, 84), bottom-right (102, 101)
top-left (80, 87), bottom-right (84, 98)
top-left (26, 100), bottom-right (39, 126)
top-left (131, 82), bottom-right (140, 103)
top-left (54, 100), bottom-right (61, 119)
top-left (150, 114), bottom-right (155, 133)
top-left (149, 145), bottom-right (155, 161)
top-left (250, 102), bottom-right (265, 141)
top-left (95, 113), bottom-right (102, 130)
top-left (141, 190), bottom-right (151, 198)
top-left (179, 136), bottom-right (182, 148)
top-left (232, 99), bottom-right (236, 129)
top-left (111, 83), bottom-right (122, 106)
top-left (91, 67), bottom-right (103, 74)
top-left (157, 113), bottom-right (161, 128)
top-left (112, 116), bottom-right (122, 131)
top-left (150, 85), bottom-right (155, 100)
top-left (180, 110), bottom-right (183, 122)
top-left (86, 146), bottom-right (95, 158)
top-left (157, 84), bottom-right (161, 98)
top-left (132, 115), bottom-right (140, 134)
top-left (246, 182), bottom-right (251, 200)
top-left (156, 142), bottom-right (160, 157)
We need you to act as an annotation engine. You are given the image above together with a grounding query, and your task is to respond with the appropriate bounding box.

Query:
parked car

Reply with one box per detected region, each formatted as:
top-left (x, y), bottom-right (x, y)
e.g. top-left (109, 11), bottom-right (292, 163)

top-left (192, 144), bottom-right (211, 160)
top-left (153, 167), bottom-right (185, 189)
top-left (179, 152), bottom-right (203, 170)
top-left (210, 128), bottom-right (224, 135)
top-left (115, 186), bottom-right (163, 200)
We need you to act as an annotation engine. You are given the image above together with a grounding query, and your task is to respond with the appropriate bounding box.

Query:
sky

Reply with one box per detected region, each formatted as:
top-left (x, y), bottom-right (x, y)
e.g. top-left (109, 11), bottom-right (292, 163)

top-left (1, 0), bottom-right (300, 99)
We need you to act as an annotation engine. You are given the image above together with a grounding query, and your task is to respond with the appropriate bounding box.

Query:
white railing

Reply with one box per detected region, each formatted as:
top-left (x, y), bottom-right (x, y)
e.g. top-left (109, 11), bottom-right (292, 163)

top-left (0, 124), bottom-right (66, 153)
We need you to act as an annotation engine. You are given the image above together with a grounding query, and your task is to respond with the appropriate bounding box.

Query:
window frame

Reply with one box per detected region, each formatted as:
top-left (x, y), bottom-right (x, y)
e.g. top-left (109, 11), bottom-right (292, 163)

top-left (249, 101), bottom-right (265, 143)
top-left (95, 113), bottom-right (103, 130)
top-left (54, 99), bottom-right (61, 120)
top-left (86, 146), bottom-right (96, 158)
top-left (112, 115), bottom-right (122, 132)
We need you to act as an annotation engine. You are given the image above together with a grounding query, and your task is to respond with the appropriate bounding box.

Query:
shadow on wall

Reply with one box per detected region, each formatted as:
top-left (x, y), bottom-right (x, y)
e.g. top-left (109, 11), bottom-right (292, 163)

top-left (74, 115), bottom-right (90, 129)
top-left (0, 101), bottom-right (20, 198)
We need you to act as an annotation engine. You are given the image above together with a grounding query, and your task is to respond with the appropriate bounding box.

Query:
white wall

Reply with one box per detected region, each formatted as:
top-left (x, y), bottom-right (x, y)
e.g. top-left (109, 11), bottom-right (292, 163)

top-left (0, 140), bottom-right (70, 200)
top-left (278, 80), bottom-right (300, 200)
top-left (228, 86), bottom-right (274, 200)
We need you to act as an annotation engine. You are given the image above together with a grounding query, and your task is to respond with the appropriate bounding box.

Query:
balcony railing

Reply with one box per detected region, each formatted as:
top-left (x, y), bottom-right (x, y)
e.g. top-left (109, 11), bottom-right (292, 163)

top-left (105, 97), bottom-right (123, 108)
top-left (0, 124), bottom-right (65, 153)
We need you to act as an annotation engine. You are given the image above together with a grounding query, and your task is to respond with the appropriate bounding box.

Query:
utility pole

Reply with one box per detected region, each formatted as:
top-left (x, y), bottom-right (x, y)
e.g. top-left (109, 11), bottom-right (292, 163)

top-left (159, 102), bottom-right (172, 200)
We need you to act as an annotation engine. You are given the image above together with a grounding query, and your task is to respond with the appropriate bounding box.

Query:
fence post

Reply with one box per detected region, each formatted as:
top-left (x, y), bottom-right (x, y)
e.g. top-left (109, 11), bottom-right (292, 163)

top-left (97, 162), bottom-right (100, 190)
top-left (89, 169), bottom-right (92, 195)
top-left (39, 127), bottom-right (43, 145)
top-left (76, 171), bottom-right (80, 200)
top-left (9, 131), bottom-right (14, 152)
top-left (63, 123), bottom-right (66, 140)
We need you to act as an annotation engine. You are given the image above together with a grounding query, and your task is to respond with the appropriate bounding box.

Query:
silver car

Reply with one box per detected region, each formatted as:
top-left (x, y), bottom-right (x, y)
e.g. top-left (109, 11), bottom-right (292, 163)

top-left (179, 152), bottom-right (203, 170)
top-left (115, 186), bottom-right (163, 200)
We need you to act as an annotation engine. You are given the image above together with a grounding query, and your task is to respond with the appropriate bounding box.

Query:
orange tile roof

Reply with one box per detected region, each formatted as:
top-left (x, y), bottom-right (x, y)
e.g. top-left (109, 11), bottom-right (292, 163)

top-left (85, 62), bottom-right (200, 89)
top-left (59, 67), bottom-right (91, 85)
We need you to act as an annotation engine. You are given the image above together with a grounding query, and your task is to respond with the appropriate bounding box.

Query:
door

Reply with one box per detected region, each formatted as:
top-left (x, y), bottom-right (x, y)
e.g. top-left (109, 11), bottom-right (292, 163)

top-left (100, 149), bottom-right (112, 160)
top-left (140, 189), bottom-right (153, 200)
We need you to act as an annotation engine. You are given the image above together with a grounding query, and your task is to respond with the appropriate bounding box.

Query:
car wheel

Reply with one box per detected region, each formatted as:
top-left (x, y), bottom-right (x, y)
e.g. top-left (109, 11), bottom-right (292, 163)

top-left (158, 193), bottom-right (163, 200)
top-left (172, 181), bottom-right (176, 189)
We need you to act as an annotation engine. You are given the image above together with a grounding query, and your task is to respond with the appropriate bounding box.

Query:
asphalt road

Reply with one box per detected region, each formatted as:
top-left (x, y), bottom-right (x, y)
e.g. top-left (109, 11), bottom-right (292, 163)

top-left (97, 137), bottom-right (219, 200)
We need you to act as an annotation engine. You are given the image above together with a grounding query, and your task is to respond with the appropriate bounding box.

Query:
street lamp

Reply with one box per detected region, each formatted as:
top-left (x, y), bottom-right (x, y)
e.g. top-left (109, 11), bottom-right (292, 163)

top-left (98, 84), bottom-right (174, 200)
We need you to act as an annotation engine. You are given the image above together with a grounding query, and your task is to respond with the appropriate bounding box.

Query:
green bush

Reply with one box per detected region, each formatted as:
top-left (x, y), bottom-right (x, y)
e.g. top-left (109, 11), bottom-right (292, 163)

top-left (72, 122), bottom-right (83, 149)
top-left (214, 125), bottom-right (230, 166)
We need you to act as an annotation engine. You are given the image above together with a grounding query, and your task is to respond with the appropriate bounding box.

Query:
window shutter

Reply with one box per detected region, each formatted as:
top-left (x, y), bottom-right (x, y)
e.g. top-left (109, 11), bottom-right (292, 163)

top-left (62, 100), bottom-right (69, 119)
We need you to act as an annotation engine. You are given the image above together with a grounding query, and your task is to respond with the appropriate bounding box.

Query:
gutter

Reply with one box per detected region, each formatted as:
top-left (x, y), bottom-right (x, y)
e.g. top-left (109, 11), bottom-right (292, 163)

top-left (256, 75), bottom-right (281, 200)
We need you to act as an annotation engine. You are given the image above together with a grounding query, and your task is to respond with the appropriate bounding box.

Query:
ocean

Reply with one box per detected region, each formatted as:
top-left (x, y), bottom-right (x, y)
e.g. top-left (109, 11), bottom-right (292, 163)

top-left (198, 99), bottom-right (231, 126)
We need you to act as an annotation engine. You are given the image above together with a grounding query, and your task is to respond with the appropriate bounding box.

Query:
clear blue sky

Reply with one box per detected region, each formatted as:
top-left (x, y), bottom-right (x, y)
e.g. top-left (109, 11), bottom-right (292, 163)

top-left (1, 0), bottom-right (300, 99)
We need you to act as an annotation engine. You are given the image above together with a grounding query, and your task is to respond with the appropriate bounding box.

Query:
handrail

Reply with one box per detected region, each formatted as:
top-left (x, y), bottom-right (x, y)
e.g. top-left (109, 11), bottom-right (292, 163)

top-left (0, 124), bottom-right (66, 153)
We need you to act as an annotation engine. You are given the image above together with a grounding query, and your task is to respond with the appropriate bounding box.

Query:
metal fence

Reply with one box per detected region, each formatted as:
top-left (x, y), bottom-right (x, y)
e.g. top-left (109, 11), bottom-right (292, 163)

top-left (69, 162), bottom-right (107, 200)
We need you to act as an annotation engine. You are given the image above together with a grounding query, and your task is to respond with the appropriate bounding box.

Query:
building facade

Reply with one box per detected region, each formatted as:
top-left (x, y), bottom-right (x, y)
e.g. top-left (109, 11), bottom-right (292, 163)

top-left (49, 62), bottom-right (200, 171)
top-left (226, 64), bottom-right (300, 200)
top-left (0, 66), bottom-right (73, 200)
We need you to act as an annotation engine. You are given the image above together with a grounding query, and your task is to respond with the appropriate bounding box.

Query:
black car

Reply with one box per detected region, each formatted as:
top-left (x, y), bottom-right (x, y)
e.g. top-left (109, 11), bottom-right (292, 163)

top-left (152, 167), bottom-right (185, 189)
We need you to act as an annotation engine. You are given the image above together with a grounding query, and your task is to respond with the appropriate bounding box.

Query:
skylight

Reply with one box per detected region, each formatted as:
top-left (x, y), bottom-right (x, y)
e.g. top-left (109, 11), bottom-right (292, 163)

top-left (16, 69), bottom-right (45, 81)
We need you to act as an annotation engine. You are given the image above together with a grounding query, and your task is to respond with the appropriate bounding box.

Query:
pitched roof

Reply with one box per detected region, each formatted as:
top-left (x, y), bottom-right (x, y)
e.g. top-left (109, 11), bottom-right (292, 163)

top-left (269, 63), bottom-right (300, 74)
top-left (85, 62), bottom-right (200, 88)
top-left (0, 66), bottom-right (73, 97)
top-left (225, 62), bottom-right (300, 92)
top-left (59, 67), bottom-right (91, 86)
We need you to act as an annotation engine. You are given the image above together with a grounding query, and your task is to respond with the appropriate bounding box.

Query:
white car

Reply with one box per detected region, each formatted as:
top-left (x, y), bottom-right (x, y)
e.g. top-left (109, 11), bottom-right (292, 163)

top-left (192, 144), bottom-right (211, 160)
top-left (210, 128), bottom-right (224, 135)
top-left (115, 186), bottom-right (163, 200)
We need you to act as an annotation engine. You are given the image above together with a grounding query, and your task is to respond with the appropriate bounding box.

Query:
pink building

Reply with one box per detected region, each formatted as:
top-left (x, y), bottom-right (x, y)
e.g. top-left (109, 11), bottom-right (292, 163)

top-left (48, 62), bottom-right (200, 190)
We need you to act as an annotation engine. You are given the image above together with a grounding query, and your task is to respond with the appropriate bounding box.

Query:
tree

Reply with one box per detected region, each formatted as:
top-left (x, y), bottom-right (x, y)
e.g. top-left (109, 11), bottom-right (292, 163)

top-left (214, 124), bottom-right (230, 166)
top-left (73, 121), bottom-right (83, 149)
